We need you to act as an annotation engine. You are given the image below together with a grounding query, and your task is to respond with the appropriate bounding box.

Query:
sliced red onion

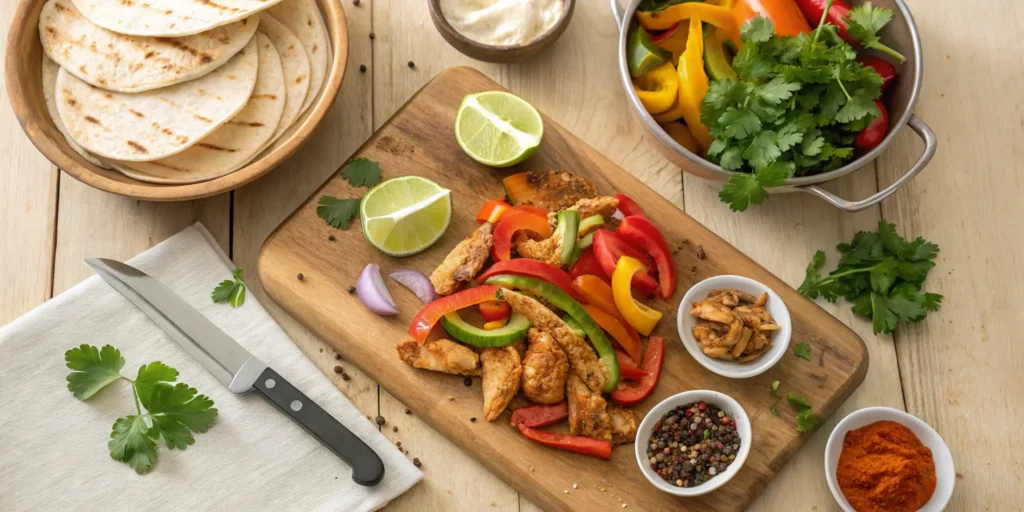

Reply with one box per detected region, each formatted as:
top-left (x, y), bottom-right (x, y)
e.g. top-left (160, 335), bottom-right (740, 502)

top-left (357, 264), bottom-right (398, 316)
top-left (612, 209), bottom-right (626, 220)
top-left (389, 269), bottom-right (437, 304)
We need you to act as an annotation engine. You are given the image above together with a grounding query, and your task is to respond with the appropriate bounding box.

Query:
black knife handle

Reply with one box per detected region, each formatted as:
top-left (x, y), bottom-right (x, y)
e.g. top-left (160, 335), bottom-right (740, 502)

top-left (253, 367), bottom-right (385, 486)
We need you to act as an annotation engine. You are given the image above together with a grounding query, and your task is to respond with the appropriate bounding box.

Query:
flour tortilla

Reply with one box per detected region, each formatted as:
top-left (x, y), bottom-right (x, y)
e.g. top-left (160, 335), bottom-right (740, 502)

top-left (70, 0), bottom-right (285, 37)
top-left (257, 13), bottom-right (310, 144)
top-left (267, 0), bottom-right (329, 116)
top-left (56, 37), bottom-right (259, 162)
top-left (109, 33), bottom-right (286, 184)
top-left (39, 0), bottom-right (258, 93)
top-left (41, 57), bottom-right (110, 169)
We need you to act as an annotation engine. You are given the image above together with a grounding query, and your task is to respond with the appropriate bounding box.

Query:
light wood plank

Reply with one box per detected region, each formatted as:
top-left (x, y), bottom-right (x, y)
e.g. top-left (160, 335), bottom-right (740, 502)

top-left (876, 1), bottom-right (1024, 508)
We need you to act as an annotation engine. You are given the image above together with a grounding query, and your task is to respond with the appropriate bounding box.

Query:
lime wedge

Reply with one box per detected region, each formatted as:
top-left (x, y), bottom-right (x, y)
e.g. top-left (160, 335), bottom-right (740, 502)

top-left (360, 176), bottom-right (452, 256)
top-left (455, 91), bottom-right (544, 168)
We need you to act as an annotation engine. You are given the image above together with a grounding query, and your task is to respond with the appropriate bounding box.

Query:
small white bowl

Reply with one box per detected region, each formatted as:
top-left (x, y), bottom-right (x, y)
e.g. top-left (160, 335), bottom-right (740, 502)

top-left (677, 275), bottom-right (792, 379)
top-left (825, 407), bottom-right (955, 511)
top-left (635, 390), bottom-right (752, 497)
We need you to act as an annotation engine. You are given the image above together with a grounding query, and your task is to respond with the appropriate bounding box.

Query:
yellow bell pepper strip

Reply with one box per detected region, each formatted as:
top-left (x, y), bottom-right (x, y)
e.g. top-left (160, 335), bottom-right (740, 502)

top-left (659, 122), bottom-right (700, 154)
top-left (611, 256), bottom-right (663, 336)
top-left (637, 3), bottom-right (739, 43)
top-left (483, 317), bottom-right (510, 330)
top-left (653, 100), bottom-right (685, 123)
top-left (631, 62), bottom-right (679, 115)
top-left (676, 16), bottom-right (714, 153)
top-left (650, 22), bottom-right (689, 64)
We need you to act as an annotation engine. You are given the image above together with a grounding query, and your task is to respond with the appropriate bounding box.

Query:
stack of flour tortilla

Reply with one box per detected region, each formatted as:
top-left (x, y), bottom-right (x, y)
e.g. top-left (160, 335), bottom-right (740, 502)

top-left (38, 0), bottom-right (331, 184)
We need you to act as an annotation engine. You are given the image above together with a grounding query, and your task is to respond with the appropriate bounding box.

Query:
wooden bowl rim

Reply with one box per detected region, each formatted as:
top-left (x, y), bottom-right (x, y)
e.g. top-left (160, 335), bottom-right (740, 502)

top-left (426, 0), bottom-right (575, 53)
top-left (4, 0), bottom-right (350, 202)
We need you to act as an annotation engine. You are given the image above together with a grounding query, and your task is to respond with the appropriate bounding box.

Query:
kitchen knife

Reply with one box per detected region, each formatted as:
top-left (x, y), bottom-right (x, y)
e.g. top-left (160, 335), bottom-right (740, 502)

top-left (85, 258), bottom-right (386, 486)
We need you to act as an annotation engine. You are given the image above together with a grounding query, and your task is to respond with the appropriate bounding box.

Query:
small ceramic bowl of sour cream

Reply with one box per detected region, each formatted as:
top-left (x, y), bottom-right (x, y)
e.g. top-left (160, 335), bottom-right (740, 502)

top-left (427, 0), bottom-right (576, 62)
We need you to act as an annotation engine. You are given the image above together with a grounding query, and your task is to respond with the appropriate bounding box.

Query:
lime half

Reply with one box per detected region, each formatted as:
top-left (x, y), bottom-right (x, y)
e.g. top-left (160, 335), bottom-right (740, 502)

top-left (360, 176), bottom-right (452, 257)
top-left (455, 91), bottom-right (544, 167)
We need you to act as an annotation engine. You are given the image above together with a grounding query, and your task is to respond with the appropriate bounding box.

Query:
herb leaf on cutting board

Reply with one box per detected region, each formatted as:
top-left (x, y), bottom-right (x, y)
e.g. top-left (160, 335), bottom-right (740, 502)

top-left (211, 268), bottom-right (246, 308)
top-left (317, 157), bottom-right (384, 230)
top-left (793, 343), bottom-right (812, 361)
top-left (340, 157), bottom-right (383, 188)
top-left (787, 393), bottom-right (820, 433)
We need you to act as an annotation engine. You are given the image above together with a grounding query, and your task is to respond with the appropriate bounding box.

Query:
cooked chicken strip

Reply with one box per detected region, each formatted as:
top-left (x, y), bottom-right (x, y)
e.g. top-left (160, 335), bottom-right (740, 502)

top-left (396, 338), bottom-right (481, 376)
top-left (501, 290), bottom-right (608, 393)
top-left (514, 232), bottom-right (563, 266)
top-left (547, 196), bottom-right (619, 223)
top-left (521, 328), bottom-right (569, 404)
top-left (481, 344), bottom-right (523, 421)
top-left (430, 222), bottom-right (493, 295)
top-left (514, 170), bottom-right (598, 211)
top-left (608, 403), bottom-right (640, 445)
top-left (566, 373), bottom-right (611, 441)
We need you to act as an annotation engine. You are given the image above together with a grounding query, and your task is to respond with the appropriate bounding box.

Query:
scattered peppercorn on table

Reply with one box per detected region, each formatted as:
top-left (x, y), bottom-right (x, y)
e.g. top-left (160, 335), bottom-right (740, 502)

top-left (1, 0), bottom-right (1021, 510)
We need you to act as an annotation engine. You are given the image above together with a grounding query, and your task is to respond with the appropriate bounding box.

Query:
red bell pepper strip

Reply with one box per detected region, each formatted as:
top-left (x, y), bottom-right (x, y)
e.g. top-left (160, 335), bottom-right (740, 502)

top-left (581, 304), bottom-right (643, 363)
top-left (854, 100), bottom-right (889, 150)
top-left (857, 55), bottom-right (897, 93)
top-left (500, 205), bottom-right (549, 220)
top-left (478, 300), bottom-right (511, 322)
top-left (478, 259), bottom-right (581, 301)
top-left (569, 248), bottom-right (608, 283)
top-left (475, 199), bottom-right (511, 223)
top-left (510, 402), bottom-right (568, 428)
top-left (616, 349), bottom-right (649, 381)
top-left (409, 285), bottom-right (502, 342)
top-left (613, 193), bottom-right (646, 218)
top-left (491, 213), bottom-right (554, 261)
top-left (592, 230), bottom-right (659, 296)
top-left (610, 337), bottom-right (665, 406)
top-left (792, 0), bottom-right (905, 61)
top-left (516, 424), bottom-right (612, 460)
top-left (615, 216), bottom-right (677, 300)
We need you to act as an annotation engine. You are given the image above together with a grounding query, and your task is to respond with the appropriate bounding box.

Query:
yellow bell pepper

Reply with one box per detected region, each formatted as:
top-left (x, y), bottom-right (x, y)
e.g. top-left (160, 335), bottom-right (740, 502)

top-left (676, 16), bottom-right (714, 153)
top-left (651, 21), bottom-right (689, 64)
top-left (653, 101), bottom-right (685, 123)
top-left (636, 2), bottom-right (739, 43)
top-left (660, 122), bottom-right (701, 154)
top-left (611, 256), bottom-right (663, 336)
top-left (632, 62), bottom-right (679, 115)
top-left (483, 317), bottom-right (509, 330)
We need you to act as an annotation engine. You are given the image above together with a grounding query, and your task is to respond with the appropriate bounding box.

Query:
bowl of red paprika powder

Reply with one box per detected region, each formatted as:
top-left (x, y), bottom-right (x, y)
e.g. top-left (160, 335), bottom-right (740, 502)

top-left (825, 407), bottom-right (955, 512)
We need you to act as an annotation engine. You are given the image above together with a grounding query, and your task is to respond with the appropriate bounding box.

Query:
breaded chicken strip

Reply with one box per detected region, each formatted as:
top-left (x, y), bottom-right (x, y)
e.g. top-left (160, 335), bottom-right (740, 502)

top-left (608, 403), bottom-right (640, 445)
top-left (521, 328), bottom-right (569, 404)
top-left (566, 373), bottom-right (611, 442)
top-left (547, 196), bottom-right (619, 223)
top-left (430, 222), bottom-right (493, 295)
top-left (513, 171), bottom-right (598, 211)
top-left (396, 339), bottom-right (481, 376)
top-left (481, 344), bottom-right (523, 421)
top-left (501, 290), bottom-right (608, 393)
top-left (514, 196), bottom-right (619, 266)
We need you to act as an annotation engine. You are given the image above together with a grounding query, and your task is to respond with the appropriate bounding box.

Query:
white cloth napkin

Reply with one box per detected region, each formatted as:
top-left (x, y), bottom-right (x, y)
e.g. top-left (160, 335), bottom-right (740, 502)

top-left (0, 223), bottom-right (421, 512)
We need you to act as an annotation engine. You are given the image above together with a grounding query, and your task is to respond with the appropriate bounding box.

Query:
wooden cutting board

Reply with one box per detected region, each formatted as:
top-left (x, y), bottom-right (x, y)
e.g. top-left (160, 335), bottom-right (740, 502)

top-left (258, 67), bottom-right (867, 511)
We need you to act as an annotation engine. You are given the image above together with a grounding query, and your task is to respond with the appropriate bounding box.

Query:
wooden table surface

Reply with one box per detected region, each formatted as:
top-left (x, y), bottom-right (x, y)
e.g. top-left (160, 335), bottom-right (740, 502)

top-left (2, 0), bottom-right (1020, 510)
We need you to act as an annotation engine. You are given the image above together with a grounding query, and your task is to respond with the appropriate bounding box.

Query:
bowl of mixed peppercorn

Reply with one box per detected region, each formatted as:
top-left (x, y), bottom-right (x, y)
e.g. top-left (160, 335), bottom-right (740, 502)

top-left (635, 390), bottom-right (751, 496)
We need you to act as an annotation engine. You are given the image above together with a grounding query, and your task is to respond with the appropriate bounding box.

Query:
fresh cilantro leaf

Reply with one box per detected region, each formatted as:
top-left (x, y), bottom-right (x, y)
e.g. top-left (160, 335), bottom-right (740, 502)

top-left (719, 146), bottom-right (745, 171)
top-left (869, 258), bottom-right (899, 294)
top-left (317, 195), bottom-right (360, 230)
top-left (835, 89), bottom-right (880, 123)
top-left (801, 134), bottom-right (825, 156)
top-left (793, 343), bottom-right (812, 361)
top-left (134, 362), bottom-right (179, 409)
top-left (845, 3), bottom-right (905, 61)
top-left (904, 237), bottom-right (940, 262)
top-left (851, 292), bottom-right (873, 317)
top-left (756, 77), bottom-right (801, 105)
top-left (756, 161), bottom-right (795, 187)
top-left (212, 268), bottom-right (246, 308)
top-left (340, 157), bottom-right (382, 188)
top-left (731, 46), bottom-right (774, 81)
top-left (770, 407), bottom-right (781, 417)
top-left (870, 292), bottom-right (900, 334)
top-left (147, 383), bottom-right (218, 450)
top-left (707, 139), bottom-right (728, 158)
top-left (719, 174), bottom-right (764, 212)
top-left (776, 125), bottom-right (804, 152)
top-left (744, 131), bottom-right (781, 169)
top-left (787, 393), bottom-right (813, 411)
top-left (65, 344), bottom-right (125, 400)
top-left (796, 409), bottom-right (820, 432)
top-left (771, 380), bottom-right (781, 397)
top-left (109, 415), bottom-right (159, 474)
top-left (721, 107), bottom-right (762, 140)
top-left (740, 16), bottom-right (775, 44)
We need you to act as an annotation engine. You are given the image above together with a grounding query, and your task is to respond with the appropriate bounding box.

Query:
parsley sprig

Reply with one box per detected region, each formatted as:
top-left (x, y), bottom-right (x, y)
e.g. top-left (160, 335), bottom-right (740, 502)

top-left (788, 393), bottom-right (820, 433)
top-left (317, 157), bottom-right (384, 230)
top-left (211, 268), bottom-right (246, 308)
top-left (799, 220), bottom-right (942, 334)
top-left (65, 344), bottom-right (217, 474)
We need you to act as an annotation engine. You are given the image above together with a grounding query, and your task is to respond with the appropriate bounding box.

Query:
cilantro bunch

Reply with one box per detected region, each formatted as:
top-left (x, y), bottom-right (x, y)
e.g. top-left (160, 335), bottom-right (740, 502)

top-left (703, 5), bottom-right (894, 211)
top-left (65, 344), bottom-right (218, 474)
top-left (799, 220), bottom-right (942, 334)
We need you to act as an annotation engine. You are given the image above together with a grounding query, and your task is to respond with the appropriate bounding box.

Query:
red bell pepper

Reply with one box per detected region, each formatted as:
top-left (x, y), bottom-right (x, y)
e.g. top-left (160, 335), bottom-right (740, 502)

top-left (592, 230), bottom-right (658, 296)
top-left (582, 304), bottom-right (643, 363)
top-left (616, 349), bottom-right (649, 381)
top-left (478, 300), bottom-right (511, 322)
top-left (569, 248), bottom-right (607, 283)
top-left (517, 424), bottom-right (612, 460)
top-left (616, 216), bottom-right (676, 300)
top-left (610, 337), bottom-right (664, 406)
top-left (510, 402), bottom-right (568, 428)
top-left (856, 55), bottom-right (897, 93)
top-left (793, 0), bottom-right (905, 61)
top-left (491, 213), bottom-right (554, 261)
top-left (613, 193), bottom-right (646, 218)
top-left (854, 100), bottom-right (889, 150)
top-left (478, 259), bottom-right (581, 301)
top-left (500, 205), bottom-right (549, 220)
top-left (475, 199), bottom-right (511, 223)
top-left (409, 285), bottom-right (502, 342)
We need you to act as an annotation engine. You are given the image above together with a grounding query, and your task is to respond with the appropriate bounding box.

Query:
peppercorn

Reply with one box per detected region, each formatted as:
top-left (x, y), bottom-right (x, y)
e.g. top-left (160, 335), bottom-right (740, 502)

top-left (296, 273), bottom-right (304, 281)
top-left (470, 417), bottom-right (477, 422)
top-left (333, 365), bottom-right (343, 374)
top-left (408, 61), bottom-right (415, 69)
top-left (412, 458), bottom-right (421, 468)
top-left (463, 377), bottom-right (472, 387)
top-left (329, 235), bottom-right (336, 241)
top-left (375, 415), bottom-right (385, 426)
top-left (347, 286), bottom-right (356, 294)
top-left (359, 64), bottom-right (367, 73)
top-left (340, 373), bottom-right (351, 381)
top-left (405, 408), bottom-right (411, 414)
top-left (369, 32), bottom-right (375, 40)
top-left (644, 402), bottom-right (741, 488)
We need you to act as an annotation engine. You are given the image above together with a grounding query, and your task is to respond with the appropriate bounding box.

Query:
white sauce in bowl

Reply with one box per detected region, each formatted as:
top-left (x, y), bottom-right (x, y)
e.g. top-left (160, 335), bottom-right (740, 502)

top-left (440, 0), bottom-right (564, 47)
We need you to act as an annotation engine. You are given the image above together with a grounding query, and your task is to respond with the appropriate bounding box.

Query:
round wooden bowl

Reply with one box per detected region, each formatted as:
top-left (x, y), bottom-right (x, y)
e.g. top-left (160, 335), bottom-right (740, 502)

top-left (4, 0), bottom-right (349, 202)
top-left (427, 0), bottom-right (575, 63)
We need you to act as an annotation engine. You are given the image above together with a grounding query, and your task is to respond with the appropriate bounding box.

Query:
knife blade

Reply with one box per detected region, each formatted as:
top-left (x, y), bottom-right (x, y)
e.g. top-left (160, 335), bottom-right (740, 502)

top-left (85, 258), bottom-right (386, 486)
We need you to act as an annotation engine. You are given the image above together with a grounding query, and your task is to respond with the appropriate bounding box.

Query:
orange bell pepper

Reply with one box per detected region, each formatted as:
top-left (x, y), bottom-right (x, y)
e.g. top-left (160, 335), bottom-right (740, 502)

top-left (676, 16), bottom-right (713, 153)
top-left (659, 122), bottom-right (700, 154)
top-left (637, 3), bottom-right (739, 42)
top-left (733, 0), bottom-right (811, 38)
top-left (581, 304), bottom-right (643, 363)
top-left (475, 199), bottom-right (510, 223)
top-left (632, 62), bottom-right (679, 115)
top-left (652, 100), bottom-right (685, 123)
top-left (650, 22), bottom-right (689, 64)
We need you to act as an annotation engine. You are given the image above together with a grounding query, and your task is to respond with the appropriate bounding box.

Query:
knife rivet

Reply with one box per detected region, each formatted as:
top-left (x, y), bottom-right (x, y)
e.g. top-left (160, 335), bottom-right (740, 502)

top-left (290, 400), bottom-right (303, 412)
top-left (265, 379), bottom-right (276, 389)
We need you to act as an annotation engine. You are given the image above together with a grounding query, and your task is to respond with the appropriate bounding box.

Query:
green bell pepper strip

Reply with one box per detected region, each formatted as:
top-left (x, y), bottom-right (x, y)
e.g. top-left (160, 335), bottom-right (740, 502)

top-left (487, 274), bottom-right (621, 392)
top-left (563, 316), bottom-right (586, 338)
top-left (556, 210), bottom-right (581, 265)
top-left (578, 215), bottom-right (605, 236)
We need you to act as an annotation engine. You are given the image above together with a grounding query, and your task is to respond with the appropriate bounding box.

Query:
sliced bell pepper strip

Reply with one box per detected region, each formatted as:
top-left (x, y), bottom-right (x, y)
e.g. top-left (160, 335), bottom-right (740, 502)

top-left (611, 257), bottom-right (663, 336)
top-left (676, 16), bottom-right (713, 153)
top-left (616, 216), bottom-right (677, 300)
top-left (651, 21), bottom-right (689, 64)
top-left (492, 212), bottom-right (554, 261)
top-left (478, 300), bottom-right (511, 322)
top-left (499, 204), bottom-right (549, 221)
top-left (572, 275), bottom-right (620, 317)
top-left (555, 209), bottom-right (581, 265)
top-left (733, 0), bottom-right (811, 39)
top-left (478, 259), bottom-right (581, 301)
top-left (592, 230), bottom-right (659, 296)
top-left (613, 193), bottom-right (646, 218)
top-left (632, 62), bottom-right (680, 115)
top-left (652, 100), bottom-right (685, 123)
top-left (510, 402), bottom-right (569, 428)
top-left (610, 337), bottom-right (665, 406)
top-left (563, 315), bottom-right (586, 338)
top-left (486, 275), bottom-right (620, 392)
top-left (582, 303), bottom-right (643, 363)
top-left (569, 248), bottom-right (607, 283)
top-left (616, 349), bottom-right (649, 381)
top-left (578, 215), bottom-right (605, 236)
top-left (409, 285), bottom-right (503, 342)
top-left (517, 423), bottom-right (612, 459)
top-left (637, 2), bottom-right (739, 42)
top-left (483, 317), bottom-right (509, 330)
top-left (475, 199), bottom-right (510, 223)
top-left (660, 122), bottom-right (701, 154)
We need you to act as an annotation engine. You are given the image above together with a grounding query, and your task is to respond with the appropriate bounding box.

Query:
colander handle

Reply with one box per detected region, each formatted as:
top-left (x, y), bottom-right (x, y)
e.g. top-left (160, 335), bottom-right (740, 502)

top-left (611, 0), bottom-right (627, 29)
top-left (797, 115), bottom-right (937, 212)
